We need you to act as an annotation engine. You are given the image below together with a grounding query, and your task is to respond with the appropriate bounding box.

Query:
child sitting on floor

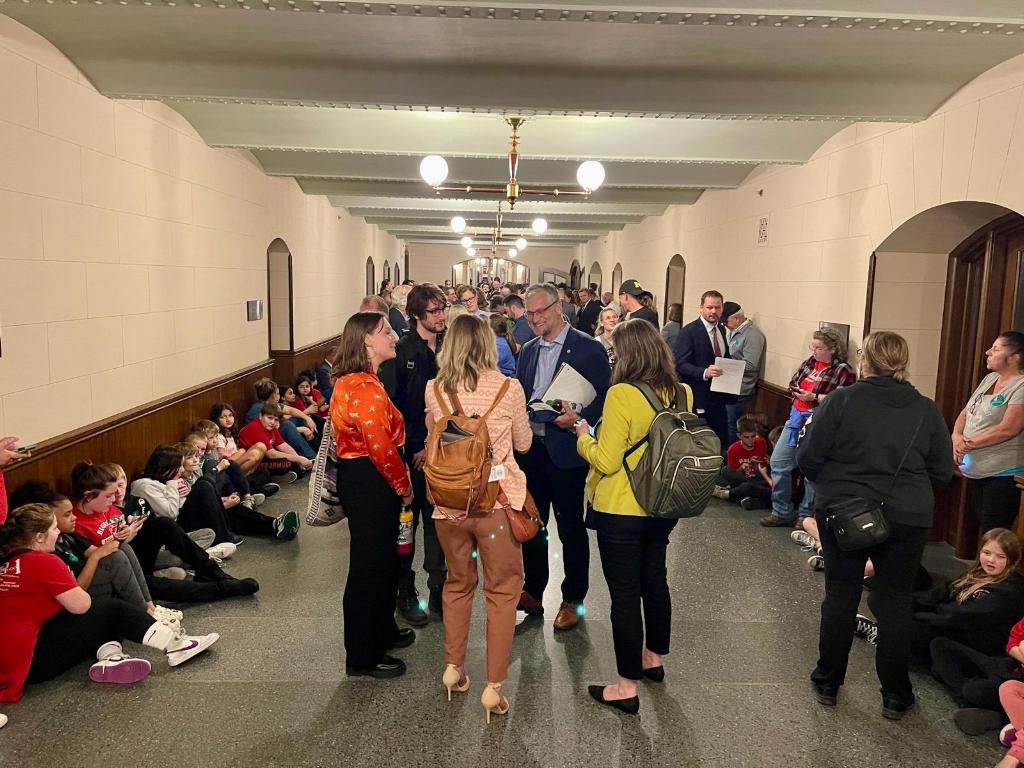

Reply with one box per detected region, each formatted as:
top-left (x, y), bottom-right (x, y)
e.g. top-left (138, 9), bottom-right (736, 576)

top-left (713, 416), bottom-right (772, 510)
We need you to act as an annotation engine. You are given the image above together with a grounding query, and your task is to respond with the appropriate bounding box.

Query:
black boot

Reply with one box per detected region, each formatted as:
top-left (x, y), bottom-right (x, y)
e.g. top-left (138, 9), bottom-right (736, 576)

top-left (397, 589), bottom-right (428, 627)
top-left (428, 586), bottom-right (444, 620)
top-left (216, 577), bottom-right (260, 597)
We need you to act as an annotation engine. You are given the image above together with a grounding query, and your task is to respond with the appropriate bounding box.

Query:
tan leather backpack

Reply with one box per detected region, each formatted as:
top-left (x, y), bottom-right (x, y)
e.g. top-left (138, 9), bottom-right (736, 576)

top-left (424, 379), bottom-right (510, 518)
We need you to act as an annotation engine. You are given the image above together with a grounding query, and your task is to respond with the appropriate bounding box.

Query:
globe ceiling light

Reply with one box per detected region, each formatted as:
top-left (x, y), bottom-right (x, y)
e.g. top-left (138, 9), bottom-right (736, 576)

top-left (507, 248), bottom-right (518, 259)
top-left (531, 217), bottom-right (548, 235)
top-left (576, 160), bottom-right (606, 193)
top-left (450, 216), bottom-right (467, 234)
top-left (515, 237), bottom-right (528, 251)
top-left (498, 258), bottom-right (505, 266)
top-left (466, 247), bottom-right (476, 257)
top-left (476, 257), bottom-right (484, 265)
top-left (419, 155), bottom-right (449, 187)
top-left (460, 236), bottom-right (473, 249)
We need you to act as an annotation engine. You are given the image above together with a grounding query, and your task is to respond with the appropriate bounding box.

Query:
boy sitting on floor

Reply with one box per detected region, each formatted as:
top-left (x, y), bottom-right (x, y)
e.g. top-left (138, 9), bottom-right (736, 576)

top-left (713, 415), bottom-right (772, 510)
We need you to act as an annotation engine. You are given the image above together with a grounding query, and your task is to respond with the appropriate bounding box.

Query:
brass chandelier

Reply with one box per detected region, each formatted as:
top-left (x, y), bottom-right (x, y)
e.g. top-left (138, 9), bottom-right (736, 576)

top-left (419, 117), bottom-right (607, 258)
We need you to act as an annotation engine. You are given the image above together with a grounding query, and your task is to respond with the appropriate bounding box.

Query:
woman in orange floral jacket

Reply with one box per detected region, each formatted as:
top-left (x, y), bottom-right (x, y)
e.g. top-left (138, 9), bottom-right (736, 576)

top-left (330, 311), bottom-right (414, 680)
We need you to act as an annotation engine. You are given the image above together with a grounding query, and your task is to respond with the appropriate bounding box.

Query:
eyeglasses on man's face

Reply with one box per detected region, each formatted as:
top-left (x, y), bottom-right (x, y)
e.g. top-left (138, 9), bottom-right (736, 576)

top-left (525, 299), bottom-right (558, 319)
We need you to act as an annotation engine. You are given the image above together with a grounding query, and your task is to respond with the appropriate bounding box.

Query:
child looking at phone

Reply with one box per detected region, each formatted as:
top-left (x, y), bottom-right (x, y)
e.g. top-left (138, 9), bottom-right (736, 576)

top-left (713, 416), bottom-right (772, 510)
top-left (70, 462), bottom-right (142, 548)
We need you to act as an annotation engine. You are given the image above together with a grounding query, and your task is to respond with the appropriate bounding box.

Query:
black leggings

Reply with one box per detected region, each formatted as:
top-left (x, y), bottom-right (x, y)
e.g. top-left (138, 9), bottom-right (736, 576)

top-left (177, 477), bottom-right (235, 544)
top-left (968, 475), bottom-right (1020, 533)
top-left (227, 504), bottom-right (276, 537)
top-left (128, 515), bottom-right (215, 574)
top-left (930, 636), bottom-right (1022, 711)
top-left (26, 597), bottom-right (154, 685)
top-left (213, 462), bottom-right (251, 498)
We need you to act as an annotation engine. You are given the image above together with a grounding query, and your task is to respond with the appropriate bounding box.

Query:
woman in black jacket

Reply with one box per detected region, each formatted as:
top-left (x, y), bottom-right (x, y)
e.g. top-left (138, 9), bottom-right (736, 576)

top-left (797, 331), bottom-right (954, 720)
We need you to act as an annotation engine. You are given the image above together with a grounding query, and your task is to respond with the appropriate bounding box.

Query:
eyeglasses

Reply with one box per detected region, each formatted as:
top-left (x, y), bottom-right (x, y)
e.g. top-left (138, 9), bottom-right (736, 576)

top-left (525, 299), bottom-right (558, 319)
top-left (424, 306), bottom-right (445, 316)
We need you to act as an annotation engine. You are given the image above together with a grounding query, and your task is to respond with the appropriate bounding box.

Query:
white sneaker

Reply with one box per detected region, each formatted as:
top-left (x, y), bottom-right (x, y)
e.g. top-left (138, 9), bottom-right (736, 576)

top-left (250, 493), bottom-right (266, 506)
top-left (790, 530), bottom-right (817, 550)
top-left (0, 713), bottom-right (7, 729)
top-left (152, 605), bottom-right (184, 625)
top-left (166, 632), bottom-right (220, 667)
top-left (152, 566), bottom-right (187, 580)
top-left (712, 486), bottom-right (730, 500)
top-left (206, 542), bottom-right (237, 560)
top-left (89, 653), bottom-right (152, 685)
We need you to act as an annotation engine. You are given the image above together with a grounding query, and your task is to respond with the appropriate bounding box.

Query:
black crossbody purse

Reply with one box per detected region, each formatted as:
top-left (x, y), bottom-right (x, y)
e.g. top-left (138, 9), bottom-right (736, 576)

top-left (823, 411), bottom-right (926, 552)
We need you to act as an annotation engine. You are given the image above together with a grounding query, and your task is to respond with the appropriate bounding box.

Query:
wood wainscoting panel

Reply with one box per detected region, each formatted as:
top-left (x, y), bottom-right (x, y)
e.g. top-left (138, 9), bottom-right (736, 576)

top-left (4, 360), bottom-right (275, 497)
top-left (270, 335), bottom-right (341, 388)
top-left (752, 380), bottom-right (792, 431)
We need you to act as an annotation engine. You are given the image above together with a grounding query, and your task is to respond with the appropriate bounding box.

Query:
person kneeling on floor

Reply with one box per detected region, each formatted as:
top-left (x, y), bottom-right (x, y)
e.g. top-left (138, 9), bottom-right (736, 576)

top-left (713, 415), bottom-right (772, 510)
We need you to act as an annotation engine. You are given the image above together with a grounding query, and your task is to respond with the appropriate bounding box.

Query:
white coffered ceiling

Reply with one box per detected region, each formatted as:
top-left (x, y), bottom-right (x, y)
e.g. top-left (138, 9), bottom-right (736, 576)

top-left (4, 1), bottom-right (1024, 246)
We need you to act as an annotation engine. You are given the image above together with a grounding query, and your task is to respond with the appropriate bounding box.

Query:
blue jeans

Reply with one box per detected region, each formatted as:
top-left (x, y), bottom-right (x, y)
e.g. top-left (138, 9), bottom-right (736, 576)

top-left (769, 425), bottom-right (814, 520)
top-left (280, 418), bottom-right (315, 460)
top-left (725, 395), bottom-right (754, 447)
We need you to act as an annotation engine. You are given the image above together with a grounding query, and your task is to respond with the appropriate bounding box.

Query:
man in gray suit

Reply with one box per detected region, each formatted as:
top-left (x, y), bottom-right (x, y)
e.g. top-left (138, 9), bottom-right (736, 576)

top-left (722, 301), bottom-right (765, 446)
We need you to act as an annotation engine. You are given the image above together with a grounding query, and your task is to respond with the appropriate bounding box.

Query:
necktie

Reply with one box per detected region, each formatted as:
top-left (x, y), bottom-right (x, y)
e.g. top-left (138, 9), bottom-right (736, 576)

top-left (712, 326), bottom-right (722, 357)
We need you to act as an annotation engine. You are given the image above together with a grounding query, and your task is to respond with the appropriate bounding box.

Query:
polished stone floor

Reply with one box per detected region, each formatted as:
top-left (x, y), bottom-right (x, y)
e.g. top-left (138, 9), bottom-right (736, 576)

top-left (0, 483), bottom-right (1006, 768)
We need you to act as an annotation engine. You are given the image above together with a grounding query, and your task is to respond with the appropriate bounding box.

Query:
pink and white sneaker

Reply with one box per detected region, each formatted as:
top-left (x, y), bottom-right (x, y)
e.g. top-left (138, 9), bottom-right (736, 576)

top-left (166, 632), bottom-right (220, 667)
top-left (1000, 723), bottom-right (1018, 747)
top-left (89, 641), bottom-right (152, 685)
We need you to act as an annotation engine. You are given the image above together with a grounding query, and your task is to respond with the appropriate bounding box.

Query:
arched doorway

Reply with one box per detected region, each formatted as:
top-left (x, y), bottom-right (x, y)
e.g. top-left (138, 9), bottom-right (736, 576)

top-left (365, 256), bottom-right (375, 296)
top-left (611, 262), bottom-right (623, 295)
top-left (394, 261), bottom-right (401, 286)
top-left (589, 261), bottom-right (603, 293)
top-left (267, 238), bottom-right (293, 353)
top-left (382, 260), bottom-right (391, 288)
top-left (569, 260), bottom-right (582, 290)
top-left (664, 254), bottom-right (685, 318)
top-left (866, 201), bottom-right (1020, 554)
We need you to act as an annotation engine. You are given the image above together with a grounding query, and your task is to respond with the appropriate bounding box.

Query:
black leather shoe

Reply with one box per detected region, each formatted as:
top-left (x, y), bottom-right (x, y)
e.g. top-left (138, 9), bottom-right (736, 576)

top-left (882, 694), bottom-right (915, 720)
top-left (346, 656), bottom-right (407, 679)
top-left (428, 587), bottom-right (444, 620)
top-left (642, 666), bottom-right (665, 682)
top-left (398, 592), bottom-right (429, 627)
top-left (813, 681), bottom-right (839, 706)
top-left (389, 628), bottom-right (416, 650)
top-left (588, 684), bottom-right (640, 714)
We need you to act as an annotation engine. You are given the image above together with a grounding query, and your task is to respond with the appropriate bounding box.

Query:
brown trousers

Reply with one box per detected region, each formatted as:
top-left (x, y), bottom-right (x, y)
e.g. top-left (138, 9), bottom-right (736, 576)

top-left (436, 508), bottom-right (524, 683)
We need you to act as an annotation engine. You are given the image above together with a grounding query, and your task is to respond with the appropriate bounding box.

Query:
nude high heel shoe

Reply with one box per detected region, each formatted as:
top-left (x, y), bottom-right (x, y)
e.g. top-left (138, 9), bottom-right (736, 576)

top-left (481, 683), bottom-right (509, 723)
top-left (442, 664), bottom-right (470, 701)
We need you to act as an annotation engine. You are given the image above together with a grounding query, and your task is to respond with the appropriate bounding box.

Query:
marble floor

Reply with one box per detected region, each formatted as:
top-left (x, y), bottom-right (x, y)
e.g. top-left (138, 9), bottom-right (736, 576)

top-left (0, 483), bottom-right (1005, 768)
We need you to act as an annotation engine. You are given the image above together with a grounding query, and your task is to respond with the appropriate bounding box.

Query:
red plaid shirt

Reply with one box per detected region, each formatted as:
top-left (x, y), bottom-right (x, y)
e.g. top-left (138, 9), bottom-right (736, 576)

top-left (788, 356), bottom-right (857, 400)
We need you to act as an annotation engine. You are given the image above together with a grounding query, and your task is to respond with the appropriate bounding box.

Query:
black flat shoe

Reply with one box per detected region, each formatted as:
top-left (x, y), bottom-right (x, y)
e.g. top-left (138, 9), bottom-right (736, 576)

top-left (588, 685), bottom-right (639, 714)
top-left (642, 666), bottom-right (665, 682)
top-left (813, 681), bottom-right (839, 706)
top-left (346, 656), bottom-right (407, 679)
top-left (389, 628), bottom-right (416, 650)
top-left (882, 693), bottom-right (914, 720)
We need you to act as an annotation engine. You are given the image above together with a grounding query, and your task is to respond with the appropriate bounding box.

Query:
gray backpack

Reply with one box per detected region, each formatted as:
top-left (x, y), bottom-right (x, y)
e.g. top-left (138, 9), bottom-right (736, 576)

top-left (622, 383), bottom-right (723, 519)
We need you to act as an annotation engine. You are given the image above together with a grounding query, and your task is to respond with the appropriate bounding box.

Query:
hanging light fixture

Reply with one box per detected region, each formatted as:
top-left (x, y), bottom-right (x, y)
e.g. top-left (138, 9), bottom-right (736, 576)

top-left (419, 117), bottom-right (605, 210)
top-left (515, 237), bottom-right (528, 251)
top-left (419, 155), bottom-right (449, 187)
top-left (531, 217), bottom-right (548, 235)
top-left (507, 248), bottom-right (518, 258)
top-left (466, 247), bottom-right (477, 257)
top-left (460, 236), bottom-right (473, 249)
top-left (450, 216), bottom-right (467, 234)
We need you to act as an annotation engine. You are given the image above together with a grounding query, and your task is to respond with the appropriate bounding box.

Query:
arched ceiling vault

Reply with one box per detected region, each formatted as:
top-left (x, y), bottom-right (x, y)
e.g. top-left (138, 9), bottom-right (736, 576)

top-left (4, 0), bottom-right (1024, 246)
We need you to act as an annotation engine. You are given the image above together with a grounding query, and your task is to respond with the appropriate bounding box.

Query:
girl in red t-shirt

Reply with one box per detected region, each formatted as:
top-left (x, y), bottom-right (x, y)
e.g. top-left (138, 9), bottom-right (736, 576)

top-left (0, 504), bottom-right (219, 704)
top-left (295, 374), bottom-right (329, 417)
top-left (70, 462), bottom-right (141, 549)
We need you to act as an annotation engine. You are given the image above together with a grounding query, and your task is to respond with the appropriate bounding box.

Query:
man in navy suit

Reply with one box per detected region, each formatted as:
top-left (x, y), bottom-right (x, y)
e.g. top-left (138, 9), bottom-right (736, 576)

top-left (516, 283), bottom-right (610, 630)
top-left (673, 290), bottom-right (735, 452)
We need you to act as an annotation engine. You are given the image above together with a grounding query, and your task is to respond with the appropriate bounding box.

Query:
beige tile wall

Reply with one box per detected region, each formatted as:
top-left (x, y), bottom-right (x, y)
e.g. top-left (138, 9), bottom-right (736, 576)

top-left (0, 17), bottom-right (402, 443)
top-left (576, 52), bottom-right (1024, 392)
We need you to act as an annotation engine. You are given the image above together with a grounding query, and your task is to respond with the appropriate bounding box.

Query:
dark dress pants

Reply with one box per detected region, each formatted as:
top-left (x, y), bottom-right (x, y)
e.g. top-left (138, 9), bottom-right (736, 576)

top-left (591, 510), bottom-right (677, 680)
top-left (337, 457), bottom-right (402, 668)
top-left (519, 439), bottom-right (590, 604)
top-left (968, 475), bottom-right (1020, 533)
top-left (702, 403), bottom-right (729, 457)
top-left (811, 508), bottom-right (928, 702)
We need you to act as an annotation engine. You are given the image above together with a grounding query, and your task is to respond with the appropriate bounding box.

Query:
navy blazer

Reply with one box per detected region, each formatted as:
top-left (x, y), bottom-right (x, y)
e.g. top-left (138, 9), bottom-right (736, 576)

top-left (516, 325), bottom-right (610, 469)
top-left (673, 318), bottom-right (735, 411)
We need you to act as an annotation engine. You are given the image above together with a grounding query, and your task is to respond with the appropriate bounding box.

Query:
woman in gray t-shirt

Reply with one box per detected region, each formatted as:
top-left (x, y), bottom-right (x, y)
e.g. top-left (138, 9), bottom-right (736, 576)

top-left (953, 332), bottom-right (1024, 532)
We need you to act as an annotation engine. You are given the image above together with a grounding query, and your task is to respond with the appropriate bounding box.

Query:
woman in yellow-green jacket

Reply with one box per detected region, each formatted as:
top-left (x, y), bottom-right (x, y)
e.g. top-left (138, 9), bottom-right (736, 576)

top-left (574, 318), bottom-right (692, 715)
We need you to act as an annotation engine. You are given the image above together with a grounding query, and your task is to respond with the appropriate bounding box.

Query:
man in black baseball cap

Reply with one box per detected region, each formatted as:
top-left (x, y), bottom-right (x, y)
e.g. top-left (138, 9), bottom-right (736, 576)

top-left (617, 279), bottom-right (660, 329)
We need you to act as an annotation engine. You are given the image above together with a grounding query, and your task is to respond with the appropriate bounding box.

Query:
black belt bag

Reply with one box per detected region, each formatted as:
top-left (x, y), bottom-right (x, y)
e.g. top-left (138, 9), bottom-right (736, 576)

top-left (824, 410), bottom-right (925, 553)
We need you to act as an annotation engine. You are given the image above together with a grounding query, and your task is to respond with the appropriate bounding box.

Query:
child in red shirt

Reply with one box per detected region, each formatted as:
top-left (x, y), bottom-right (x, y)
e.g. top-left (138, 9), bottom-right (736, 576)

top-left (714, 416), bottom-right (772, 510)
top-left (238, 404), bottom-right (313, 477)
top-left (70, 462), bottom-right (143, 548)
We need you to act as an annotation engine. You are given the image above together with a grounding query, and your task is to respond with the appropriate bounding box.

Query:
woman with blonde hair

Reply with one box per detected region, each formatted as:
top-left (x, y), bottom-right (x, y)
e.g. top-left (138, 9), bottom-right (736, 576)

top-left (574, 319), bottom-right (693, 714)
top-left (331, 310), bottom-right (414, 680)
top-left (798, 330), bottom-right (954, 719)
top-left (424, 313), bottom-right (532, 723)
top-left (595, 306), bottom-right (620, 365)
